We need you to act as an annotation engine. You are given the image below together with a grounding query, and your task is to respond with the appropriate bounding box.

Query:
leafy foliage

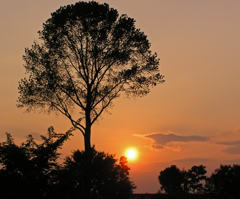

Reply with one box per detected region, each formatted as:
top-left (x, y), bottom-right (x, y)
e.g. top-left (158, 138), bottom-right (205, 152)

top-left (0, 127), bottom-right (72, 199)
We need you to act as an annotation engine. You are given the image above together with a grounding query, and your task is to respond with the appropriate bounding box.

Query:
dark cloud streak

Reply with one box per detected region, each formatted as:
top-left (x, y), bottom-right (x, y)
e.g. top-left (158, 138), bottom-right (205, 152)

top-left (217, 141), bottom-right (240, 154)
top-left (217, 140), bottom-right (240, 146)
top-left (144, 133), bottom-right (209, 145)
top-left (135, 132), bottom-right (240, 154)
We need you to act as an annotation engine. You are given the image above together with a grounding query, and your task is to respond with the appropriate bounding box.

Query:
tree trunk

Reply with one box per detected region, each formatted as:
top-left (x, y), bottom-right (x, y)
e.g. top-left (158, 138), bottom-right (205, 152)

top-left (84, 107), bottom-right (92, 153)
top-left (84, 125), bottom-right (91, 152)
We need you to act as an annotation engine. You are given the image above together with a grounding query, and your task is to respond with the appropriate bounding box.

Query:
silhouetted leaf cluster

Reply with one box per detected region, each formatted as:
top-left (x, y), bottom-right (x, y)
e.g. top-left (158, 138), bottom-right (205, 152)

top-left (0, 129), bottom-right (135, 199)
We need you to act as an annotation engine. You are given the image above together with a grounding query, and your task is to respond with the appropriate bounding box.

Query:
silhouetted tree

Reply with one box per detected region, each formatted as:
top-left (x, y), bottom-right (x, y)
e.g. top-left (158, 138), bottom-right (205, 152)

top-left (17, 1), bottom-right (164, 152)
top-left (158, 165), bottom-right (186, 195)
top-left (0, 127), bottom-right (72, 199)
top-left (52, 148), bottom-right (136, 199)
top-left (205, 164), bottom-right (240, 199)
top-left (185, 165), bottom-right (207, 193)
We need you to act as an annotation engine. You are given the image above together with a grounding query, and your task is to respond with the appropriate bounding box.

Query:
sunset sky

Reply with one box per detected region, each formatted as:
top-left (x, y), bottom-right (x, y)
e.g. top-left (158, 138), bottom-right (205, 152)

top-left (1, 0), bottom-right (240, 193)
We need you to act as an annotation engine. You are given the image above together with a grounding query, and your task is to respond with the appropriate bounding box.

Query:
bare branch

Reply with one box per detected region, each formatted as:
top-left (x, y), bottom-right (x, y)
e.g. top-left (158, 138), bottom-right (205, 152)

top-left (91, 84), bottom-right (124, 125)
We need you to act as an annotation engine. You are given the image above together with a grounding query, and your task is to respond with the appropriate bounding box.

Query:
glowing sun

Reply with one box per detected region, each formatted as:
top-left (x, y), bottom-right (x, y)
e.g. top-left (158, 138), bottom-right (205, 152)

top-left (127, 149), bottom-right (136, 159)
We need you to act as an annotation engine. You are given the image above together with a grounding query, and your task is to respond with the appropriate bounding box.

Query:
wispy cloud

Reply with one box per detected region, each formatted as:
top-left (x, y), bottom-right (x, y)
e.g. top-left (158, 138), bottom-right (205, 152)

top-left (134, 132), bottom-right (240, 154)
top-left (151, 144), bottom-right (164, 150)
top-left (134, 132), bottom-right (209, 152)
top-left (144, 143), bottom-right (181, 152)
top-left (216, 140), bottom-right (240, 154)
top-left (217, 140), bottom-right (240, 146)
top-left (144, 133), bottom-right (209, 145)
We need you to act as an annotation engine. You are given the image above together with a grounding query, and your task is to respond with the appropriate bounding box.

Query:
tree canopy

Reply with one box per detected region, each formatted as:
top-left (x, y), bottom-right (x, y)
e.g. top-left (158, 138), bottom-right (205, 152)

top-left (17, 1), bottom-right (164, 151)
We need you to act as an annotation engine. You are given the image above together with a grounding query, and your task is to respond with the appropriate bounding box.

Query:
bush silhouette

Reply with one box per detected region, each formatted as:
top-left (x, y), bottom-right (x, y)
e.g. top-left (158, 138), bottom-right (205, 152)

top-left (52, 148), bottom-right (136, 199)
top-left (0, 127), bottom-right (71, 199)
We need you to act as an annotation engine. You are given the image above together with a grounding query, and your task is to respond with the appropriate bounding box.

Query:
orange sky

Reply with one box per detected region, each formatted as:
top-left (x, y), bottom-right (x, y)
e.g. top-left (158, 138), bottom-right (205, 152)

top-left (1, 0), bottom-right (240, 193)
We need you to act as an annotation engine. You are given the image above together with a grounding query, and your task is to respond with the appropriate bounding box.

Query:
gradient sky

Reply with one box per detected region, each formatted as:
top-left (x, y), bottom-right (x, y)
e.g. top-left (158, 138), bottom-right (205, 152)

top-left (1, 0), bottom-right (240, 193)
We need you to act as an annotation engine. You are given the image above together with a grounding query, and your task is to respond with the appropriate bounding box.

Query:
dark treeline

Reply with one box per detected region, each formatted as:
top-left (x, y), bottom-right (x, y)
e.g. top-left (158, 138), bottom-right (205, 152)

top-left (0, 128), bottom-right (135, 199)
top-left (1, 130), bottom-right (240, 199)
top-left (156, 164), bottom-right (240, 199)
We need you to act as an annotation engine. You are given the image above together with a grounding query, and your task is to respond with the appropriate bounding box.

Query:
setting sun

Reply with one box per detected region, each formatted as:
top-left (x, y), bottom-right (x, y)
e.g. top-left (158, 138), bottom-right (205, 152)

top-left (127, 149), bottom-right (136, 159)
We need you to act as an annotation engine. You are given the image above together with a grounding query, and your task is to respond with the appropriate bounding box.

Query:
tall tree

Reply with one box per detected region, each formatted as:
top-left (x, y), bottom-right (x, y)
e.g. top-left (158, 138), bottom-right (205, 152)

top-left (17, 1), bottom-right (164, 152)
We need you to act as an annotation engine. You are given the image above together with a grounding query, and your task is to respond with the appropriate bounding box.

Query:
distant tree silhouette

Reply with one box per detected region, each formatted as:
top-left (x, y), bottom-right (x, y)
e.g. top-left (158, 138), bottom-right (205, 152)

top-left (17, 1), bottom-right (164, 152)
top-left (185, 165), bottom-right (207, 193)
top-left (52, 148), bottom-right (136, 199)
top-left (158, 165), bottom-right (186, 195)
top-left (0, 127), bottom-right (72, 199)
top-left (158, 165), bottom-right (207, 198)
top-left (205, 164), bottom-right (240, 199)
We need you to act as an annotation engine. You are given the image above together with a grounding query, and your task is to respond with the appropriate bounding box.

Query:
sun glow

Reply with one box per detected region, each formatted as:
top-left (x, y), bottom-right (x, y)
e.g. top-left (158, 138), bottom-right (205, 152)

top-left (126, 149), bottom-right (137, 159)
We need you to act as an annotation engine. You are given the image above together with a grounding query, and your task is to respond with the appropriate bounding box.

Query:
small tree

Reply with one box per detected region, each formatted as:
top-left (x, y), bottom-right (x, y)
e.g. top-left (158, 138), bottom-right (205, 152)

top-left (185, 165), bottom-right (207, 193)
top-left (52, 148), bottom-right (136, 199)
top-left (205, 164), bottom-right (240, 199)
top-left (17, 1), bottom-right (164, 152)
top-left (158, 165), bottom-right (185, 195)
top-left (0, 127), bottom-right (72, 199)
